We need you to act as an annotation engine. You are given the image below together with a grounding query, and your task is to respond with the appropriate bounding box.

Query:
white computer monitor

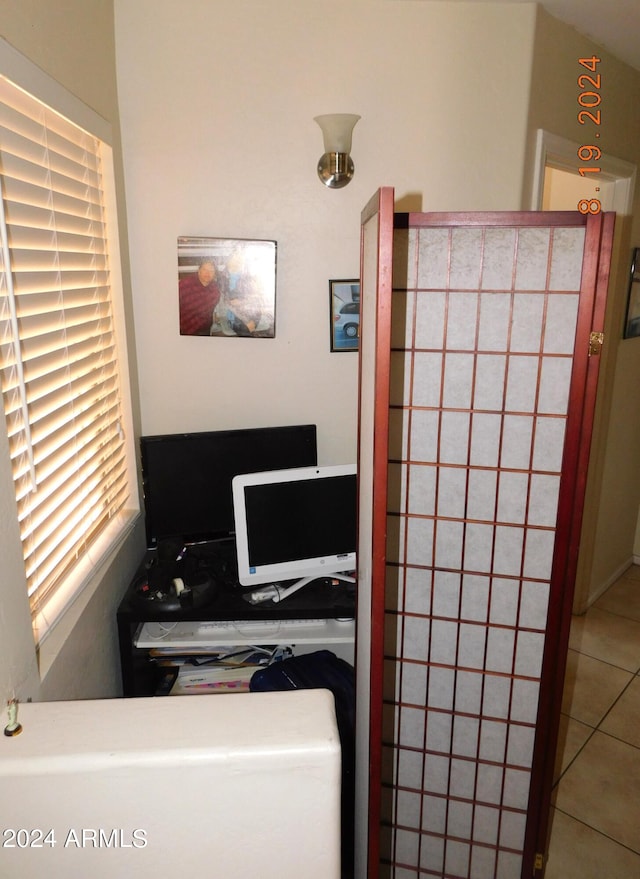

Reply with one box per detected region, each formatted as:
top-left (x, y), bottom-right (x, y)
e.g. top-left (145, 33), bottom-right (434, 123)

top-left (232, 464), bottom-right (357, 602)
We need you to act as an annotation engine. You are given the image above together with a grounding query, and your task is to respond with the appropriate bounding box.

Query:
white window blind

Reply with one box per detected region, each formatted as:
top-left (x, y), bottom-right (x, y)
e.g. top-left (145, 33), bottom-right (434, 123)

top-left (0, 75), bottom-right (130, 622)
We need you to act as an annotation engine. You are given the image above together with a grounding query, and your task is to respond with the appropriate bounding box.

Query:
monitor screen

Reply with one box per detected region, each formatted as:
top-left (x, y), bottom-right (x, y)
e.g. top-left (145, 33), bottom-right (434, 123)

top-left (232, 464), bottom-right (357, 587)
top-left (140, 425), bottom-right (317, 547)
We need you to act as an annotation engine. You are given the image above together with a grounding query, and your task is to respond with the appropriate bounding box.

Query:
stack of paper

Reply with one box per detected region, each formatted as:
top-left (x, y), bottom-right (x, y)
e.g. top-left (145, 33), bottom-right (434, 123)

top-left (171, 663), bottom-right (256, 695)
top-left (149, 645), bottom-right (292, 695)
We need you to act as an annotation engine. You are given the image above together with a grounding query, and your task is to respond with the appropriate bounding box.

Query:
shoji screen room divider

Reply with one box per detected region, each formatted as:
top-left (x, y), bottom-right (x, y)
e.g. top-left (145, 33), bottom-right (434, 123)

top-left (354, 189), bottom-right (614, 879)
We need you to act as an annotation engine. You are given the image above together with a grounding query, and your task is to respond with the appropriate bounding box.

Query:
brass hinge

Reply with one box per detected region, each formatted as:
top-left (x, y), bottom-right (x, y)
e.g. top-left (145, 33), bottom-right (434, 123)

top-left (589, 331), bottom-right (604, 356)
top-left (533, 852), bottom-right (544, 874)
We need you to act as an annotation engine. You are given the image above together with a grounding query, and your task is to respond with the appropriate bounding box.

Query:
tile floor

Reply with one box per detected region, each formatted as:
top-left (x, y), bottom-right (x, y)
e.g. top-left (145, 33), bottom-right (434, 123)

top-left (545, 565), bottom-right (640, 877)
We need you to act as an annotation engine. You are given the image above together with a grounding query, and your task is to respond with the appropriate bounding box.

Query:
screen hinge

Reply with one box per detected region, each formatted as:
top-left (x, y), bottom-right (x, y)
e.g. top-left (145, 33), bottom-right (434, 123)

top-left (533, 852), bottom-right (544, 874)
top-left (589, 331), bottom-right (604, 356)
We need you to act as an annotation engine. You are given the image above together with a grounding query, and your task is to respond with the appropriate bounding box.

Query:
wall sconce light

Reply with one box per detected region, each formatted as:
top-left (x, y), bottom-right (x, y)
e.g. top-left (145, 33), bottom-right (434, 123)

top-left (314, 113), bottom-right (361, 189)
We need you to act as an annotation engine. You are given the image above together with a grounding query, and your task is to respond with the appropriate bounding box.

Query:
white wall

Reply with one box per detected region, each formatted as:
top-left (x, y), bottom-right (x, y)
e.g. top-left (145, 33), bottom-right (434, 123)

top-left (525, 8), bottom-right (640, 609)
top-left (0, 0), bottom-right (537, 707)
top-left (115, 0), bottom-right (536, 465)
top-left (1, 0), bottom-right (637, 707)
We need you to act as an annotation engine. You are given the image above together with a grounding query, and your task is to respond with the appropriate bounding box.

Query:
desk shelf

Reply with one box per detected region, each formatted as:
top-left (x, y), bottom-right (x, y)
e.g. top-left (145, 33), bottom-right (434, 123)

top-left (117, 548), bottom-right (356, 697)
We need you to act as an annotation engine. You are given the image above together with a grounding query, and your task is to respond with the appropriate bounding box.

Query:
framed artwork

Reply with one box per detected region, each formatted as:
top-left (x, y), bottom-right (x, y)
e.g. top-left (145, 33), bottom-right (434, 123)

top-left (330, 279), bottom-right (360, 351)
top-left (178, 236), bottom-right (277, 337)
top-left (624, 248), bottom-right (640, 339)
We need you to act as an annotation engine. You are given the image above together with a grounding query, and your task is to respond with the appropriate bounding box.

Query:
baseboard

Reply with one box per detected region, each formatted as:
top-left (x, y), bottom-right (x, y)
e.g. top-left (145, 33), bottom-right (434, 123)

top-left (575, 556), bottom-right (635, 614)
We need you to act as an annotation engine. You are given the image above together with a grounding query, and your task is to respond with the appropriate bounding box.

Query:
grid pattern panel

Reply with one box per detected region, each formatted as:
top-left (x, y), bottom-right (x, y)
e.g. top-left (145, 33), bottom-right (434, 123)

top-left (383, 223), bottom-right (585, 878)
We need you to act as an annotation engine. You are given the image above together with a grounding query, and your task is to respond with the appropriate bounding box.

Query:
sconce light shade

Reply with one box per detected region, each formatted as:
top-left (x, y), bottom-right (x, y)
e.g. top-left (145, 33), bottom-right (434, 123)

top-left (314, 113), bottom-right (361, 189)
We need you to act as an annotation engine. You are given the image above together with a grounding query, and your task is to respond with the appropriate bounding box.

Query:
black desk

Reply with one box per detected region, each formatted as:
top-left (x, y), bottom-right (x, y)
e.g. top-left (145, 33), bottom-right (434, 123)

top-left (116, 539), bottom-right (356, 696)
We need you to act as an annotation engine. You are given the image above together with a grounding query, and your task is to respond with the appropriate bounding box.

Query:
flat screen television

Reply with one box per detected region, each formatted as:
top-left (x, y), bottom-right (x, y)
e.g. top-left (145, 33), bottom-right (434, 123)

top-left (140, 424), bottom-right (317, 548)
top-left (232, 464), bottom-right (357, 602)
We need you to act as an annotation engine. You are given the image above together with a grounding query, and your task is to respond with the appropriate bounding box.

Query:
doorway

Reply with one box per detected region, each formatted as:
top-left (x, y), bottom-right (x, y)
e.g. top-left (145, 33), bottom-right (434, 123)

top-left (542, 166), bottom-right (615, 213)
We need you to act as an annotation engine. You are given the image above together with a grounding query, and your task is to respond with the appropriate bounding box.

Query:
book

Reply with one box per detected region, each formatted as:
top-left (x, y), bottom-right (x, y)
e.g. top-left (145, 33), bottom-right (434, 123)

top-left (170, 663), bottom-right (256, 695)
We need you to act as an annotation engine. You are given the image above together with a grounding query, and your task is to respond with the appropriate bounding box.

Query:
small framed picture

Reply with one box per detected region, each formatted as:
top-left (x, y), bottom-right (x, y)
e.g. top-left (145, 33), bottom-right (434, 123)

top-left (178, 236), bottom-right (277, 337)
top-left (330, 279), bottom-right (360, 351)
top-left (624, 248), bottom-right (640, 339)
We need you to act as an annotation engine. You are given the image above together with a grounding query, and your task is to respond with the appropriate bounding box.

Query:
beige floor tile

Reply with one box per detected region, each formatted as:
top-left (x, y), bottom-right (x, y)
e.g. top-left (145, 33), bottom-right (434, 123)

top-left (553, 713), bottom-right (593, 782)
top-left (554, 731), bottom-right (640, 852)
top-left (595, 573), bottom-right (640, 622)
top-left (545, 808), bottom-right (640, 879)
top-left (600, 676), bottom-right (640, 749)
top-left (569, 607), bottom-right (640, 672)
top-left (561, 648), bottom-right (633, 727)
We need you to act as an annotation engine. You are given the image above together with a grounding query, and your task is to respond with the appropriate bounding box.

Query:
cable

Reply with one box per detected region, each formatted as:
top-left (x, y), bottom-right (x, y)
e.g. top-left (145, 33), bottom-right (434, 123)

top-left (145, 621), bottom-right (179, 640)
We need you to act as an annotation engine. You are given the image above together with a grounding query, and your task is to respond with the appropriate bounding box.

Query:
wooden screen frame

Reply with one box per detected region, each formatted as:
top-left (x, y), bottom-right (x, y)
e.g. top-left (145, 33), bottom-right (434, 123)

top-left (355, 187), bottom-right (395, 877)
top-left (358, 200), bottom-right (615, 879)
top-left (524, 210), bottom-right (615, 871)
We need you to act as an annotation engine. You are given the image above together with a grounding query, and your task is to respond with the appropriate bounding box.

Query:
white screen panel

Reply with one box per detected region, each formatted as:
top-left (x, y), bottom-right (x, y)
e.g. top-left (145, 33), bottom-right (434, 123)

top-left (382, 220), bottom-right (587, 879)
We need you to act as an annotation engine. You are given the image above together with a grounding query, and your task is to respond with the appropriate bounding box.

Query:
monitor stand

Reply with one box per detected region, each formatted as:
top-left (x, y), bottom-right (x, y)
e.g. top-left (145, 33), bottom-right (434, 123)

top-left (244, 573), bottom-right (355, 605)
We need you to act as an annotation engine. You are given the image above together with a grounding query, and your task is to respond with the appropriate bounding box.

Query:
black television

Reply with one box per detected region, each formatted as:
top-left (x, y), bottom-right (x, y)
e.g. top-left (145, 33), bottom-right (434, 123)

top-left (140, 424), bottom-right (317, 548)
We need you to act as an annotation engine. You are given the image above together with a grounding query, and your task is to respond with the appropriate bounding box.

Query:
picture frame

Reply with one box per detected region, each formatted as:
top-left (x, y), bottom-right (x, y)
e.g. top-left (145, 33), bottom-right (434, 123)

top-left (624, 247), bottom-right (640, 339)
top-left (178, 236), bottom-right (276, 337)
top-left (330, 279), bottom-right (360, 351)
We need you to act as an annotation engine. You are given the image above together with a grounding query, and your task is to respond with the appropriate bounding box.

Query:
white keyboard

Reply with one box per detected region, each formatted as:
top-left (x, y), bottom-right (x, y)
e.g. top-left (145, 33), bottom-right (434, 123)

top-left (135, 617), bottom-right (334, 648)
top-left (200, 618), bottom-right (328, 632)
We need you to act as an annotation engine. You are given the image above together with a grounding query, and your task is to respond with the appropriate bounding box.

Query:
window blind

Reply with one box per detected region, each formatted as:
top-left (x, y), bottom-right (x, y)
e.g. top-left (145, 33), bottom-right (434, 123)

top-left (0, 75), bottom-right (129, 618)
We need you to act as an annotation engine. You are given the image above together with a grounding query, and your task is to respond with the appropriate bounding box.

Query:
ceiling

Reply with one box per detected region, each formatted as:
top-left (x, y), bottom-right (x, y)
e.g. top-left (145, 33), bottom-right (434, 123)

top-left (449, 0), bottom-right (640, 72)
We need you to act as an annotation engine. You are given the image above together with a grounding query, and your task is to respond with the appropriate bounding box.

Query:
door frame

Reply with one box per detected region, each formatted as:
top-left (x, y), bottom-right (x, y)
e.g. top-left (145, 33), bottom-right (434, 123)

top-left (531, 129), bottom-right (636, 215)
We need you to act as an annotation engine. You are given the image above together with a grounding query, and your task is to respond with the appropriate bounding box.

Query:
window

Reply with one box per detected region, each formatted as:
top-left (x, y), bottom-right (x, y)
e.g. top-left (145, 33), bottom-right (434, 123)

top-left (0, 62), bottom-right (136, 641)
